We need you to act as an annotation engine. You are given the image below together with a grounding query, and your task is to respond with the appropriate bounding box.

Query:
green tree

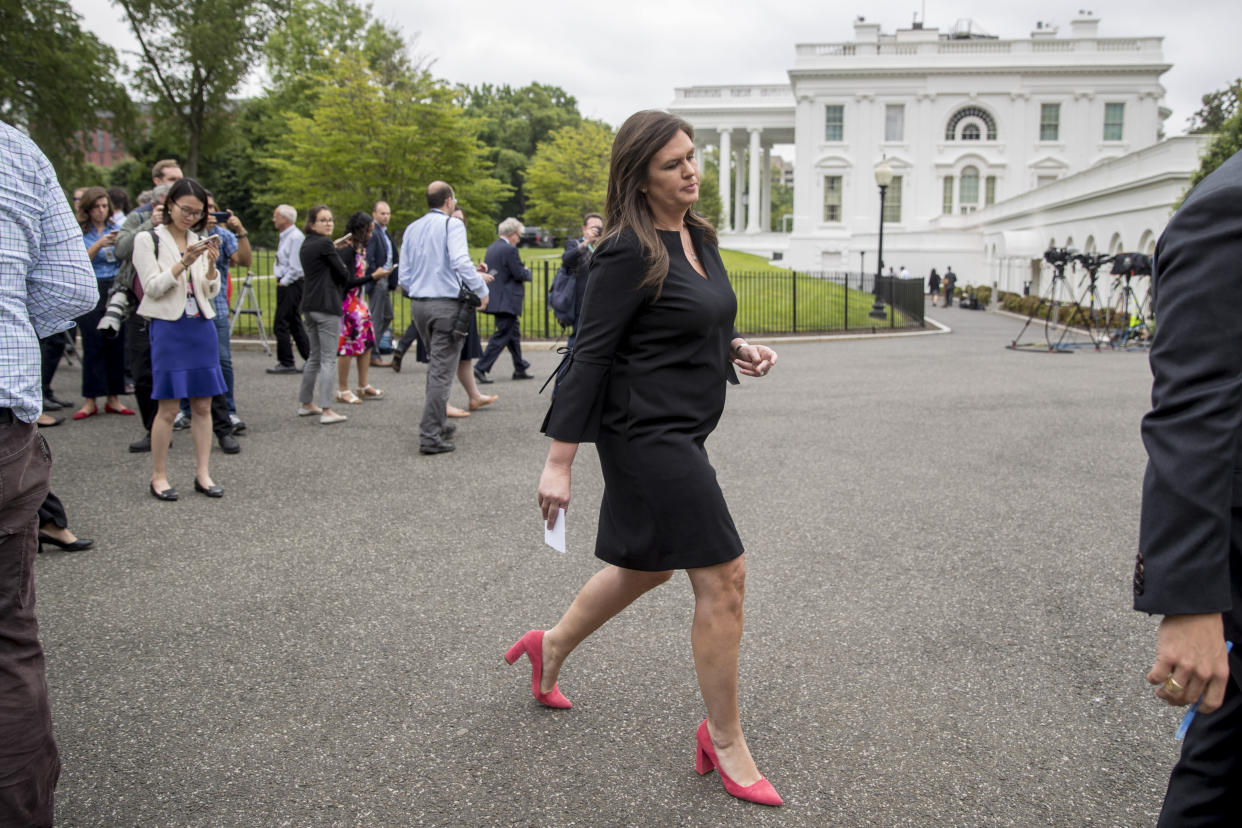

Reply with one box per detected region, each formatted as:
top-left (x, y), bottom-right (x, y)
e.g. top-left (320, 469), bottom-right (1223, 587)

top-left (1180, 79), bottom-right (1242, 202)
top-left (0, 0), bottom-right (134, 183)
top-left (1187, 78), bottom-right (1241, 134)
top-left (114, 0), bottom-right (285, 176)
top-left (696, 146), bottom-right (723, 228)
top-left (523, 121), bottom-right (613, 232)
top-left (264, 0), bottom-right (411, 118)
top-left (461, 83), bottom-right (582, 218)
top-left (1186, 109), bottom-right (1242, 193)
top-left (263, 52), bottom-right (507, 246)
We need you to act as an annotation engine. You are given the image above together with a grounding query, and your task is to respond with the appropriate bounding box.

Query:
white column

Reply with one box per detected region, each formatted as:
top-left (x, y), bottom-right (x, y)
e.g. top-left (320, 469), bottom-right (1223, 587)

top-left (718, 129), bottom-right (732, 232)
top-left (791, 95), bottom-right (817, 235)
top-left (733, 146), bottom-right (745, 234)
top-left (746, 128), bottom-right (762, 233)
top-left (761, 146), bottom-right (772, 231)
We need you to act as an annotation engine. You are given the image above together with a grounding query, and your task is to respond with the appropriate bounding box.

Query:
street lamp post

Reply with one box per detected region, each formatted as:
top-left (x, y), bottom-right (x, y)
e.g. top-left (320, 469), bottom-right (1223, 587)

top-left (869, 157), bottom-right (894, 321)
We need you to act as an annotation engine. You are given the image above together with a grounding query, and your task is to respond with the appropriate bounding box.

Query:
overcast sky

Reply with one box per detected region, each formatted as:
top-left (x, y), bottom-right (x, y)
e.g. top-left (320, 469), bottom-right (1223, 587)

top-left (73, 0), bottom-right (1240, 136)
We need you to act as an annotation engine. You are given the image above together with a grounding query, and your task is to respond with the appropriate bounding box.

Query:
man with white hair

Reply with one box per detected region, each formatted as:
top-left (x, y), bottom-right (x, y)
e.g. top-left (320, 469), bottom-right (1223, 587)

top-left (267, 204), bottom-right (309, 374)
top-left (474, 216), bottom-right (533, 383)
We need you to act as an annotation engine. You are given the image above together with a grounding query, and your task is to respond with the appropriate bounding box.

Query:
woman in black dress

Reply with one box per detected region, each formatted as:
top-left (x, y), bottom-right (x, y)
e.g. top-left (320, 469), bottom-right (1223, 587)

top-left (507, 110), bottom-right (781, 806)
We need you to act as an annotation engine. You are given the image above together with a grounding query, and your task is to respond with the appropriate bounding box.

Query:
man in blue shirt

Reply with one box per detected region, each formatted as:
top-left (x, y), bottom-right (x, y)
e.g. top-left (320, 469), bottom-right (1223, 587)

top-left (0, 120), bottom-right (98, 826)
top-left (398, 181), bottom-right (489, 454)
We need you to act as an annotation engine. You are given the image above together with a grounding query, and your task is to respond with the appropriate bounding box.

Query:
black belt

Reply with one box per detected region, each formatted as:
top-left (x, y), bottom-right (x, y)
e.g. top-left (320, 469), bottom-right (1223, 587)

top-left (0, 408), bottom-right (16, 424)
top-left (410, 296), bottom-right (458, 302)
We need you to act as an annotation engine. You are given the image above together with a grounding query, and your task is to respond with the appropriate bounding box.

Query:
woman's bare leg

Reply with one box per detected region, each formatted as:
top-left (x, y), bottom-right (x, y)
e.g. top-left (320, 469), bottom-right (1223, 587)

top-left (357, 351), bottom-right (370, 389)
top-left (336, 350), bottom-right (351, 392)
top-left (540, 565), bottom-right (674, 692)
top-left (150, 398), bottom-right (178, 491)
top-left (189, 396), bottom-right (214, 487)
top-left (686, 554), bottom-right (762, 787)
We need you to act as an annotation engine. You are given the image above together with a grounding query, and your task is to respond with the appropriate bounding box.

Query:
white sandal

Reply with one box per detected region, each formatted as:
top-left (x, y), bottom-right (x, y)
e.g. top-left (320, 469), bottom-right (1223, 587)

top-left (334, 389), bottom-right (363, 404)
top-left (357, 385), bottom-right (385, 399)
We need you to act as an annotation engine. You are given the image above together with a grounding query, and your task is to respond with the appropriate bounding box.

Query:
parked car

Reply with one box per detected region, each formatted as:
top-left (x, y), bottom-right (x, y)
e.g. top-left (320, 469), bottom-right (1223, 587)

top-left (519, 226), bottom-right (554, 248)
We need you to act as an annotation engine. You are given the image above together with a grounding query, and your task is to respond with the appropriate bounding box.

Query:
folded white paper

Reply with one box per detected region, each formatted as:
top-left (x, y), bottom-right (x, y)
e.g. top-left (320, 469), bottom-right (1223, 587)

top-left (544, 508), bottom-right (566, 553)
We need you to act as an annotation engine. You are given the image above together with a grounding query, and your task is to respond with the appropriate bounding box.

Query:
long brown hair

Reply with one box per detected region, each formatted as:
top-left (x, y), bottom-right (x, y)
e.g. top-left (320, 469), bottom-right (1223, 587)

top-left (75, 186), bottom-right (112, 230)
top-left (601, 110), bottom-right (717, 295)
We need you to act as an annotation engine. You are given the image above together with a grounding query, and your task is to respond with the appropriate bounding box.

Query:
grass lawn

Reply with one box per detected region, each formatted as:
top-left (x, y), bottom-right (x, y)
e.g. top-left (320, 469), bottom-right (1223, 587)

top-left (230, 246), bottom-right (911, 342)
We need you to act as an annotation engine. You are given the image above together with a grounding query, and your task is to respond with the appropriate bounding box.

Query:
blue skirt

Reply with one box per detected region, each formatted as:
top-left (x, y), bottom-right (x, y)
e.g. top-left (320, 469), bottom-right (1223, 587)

top-left (149, 314), bottom-right (227, 400)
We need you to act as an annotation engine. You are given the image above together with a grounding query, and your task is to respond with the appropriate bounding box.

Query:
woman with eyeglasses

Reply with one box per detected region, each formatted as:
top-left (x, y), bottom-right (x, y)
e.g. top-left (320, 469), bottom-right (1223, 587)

top-left (297, 205), bottom-right (357, 424)
top-left (73, 186), bottom-right (133, 420)
top-left (131, 177), bottom-right (227, 500)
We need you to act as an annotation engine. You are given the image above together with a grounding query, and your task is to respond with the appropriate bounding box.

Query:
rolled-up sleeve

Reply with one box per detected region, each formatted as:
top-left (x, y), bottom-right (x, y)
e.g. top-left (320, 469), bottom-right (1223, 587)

top-left (542, 233), bottom-right (649, 442)
top-left (27, 176), bottom-right (97, 335)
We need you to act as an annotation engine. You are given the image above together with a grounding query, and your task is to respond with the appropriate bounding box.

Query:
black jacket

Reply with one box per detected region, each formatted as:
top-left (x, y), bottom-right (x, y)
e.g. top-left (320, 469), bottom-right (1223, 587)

top-left (364, 221), bottom-right (398, 294)
top-left (299, 233), bottom-right (366, 315)
top-left (1136, 148), bottom-right (1242, 680)
top-left (481, 238), bottom-right (530, 316)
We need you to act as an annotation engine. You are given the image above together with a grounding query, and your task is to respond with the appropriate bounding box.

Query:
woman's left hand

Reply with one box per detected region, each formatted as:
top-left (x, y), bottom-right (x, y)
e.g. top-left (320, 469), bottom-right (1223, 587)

top-left (204, 244), bottom-right (220, 276)
top-left (732, 342), bottom-right (777, 377)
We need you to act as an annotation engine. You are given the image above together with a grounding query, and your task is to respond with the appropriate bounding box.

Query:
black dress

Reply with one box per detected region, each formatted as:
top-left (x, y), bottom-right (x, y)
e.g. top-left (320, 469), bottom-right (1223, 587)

top-left (542, 227), bottom-right (743, 571)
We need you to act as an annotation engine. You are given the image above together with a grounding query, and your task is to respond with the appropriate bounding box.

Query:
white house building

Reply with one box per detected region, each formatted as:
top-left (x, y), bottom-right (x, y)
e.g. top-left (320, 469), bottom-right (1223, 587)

top-left (669, 12), bottom-right (1208, 295)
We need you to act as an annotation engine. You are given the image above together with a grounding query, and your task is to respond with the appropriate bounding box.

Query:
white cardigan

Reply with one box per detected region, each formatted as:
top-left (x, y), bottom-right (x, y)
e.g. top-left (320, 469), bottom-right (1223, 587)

top-left (133, 224), bottom-right (221, 321)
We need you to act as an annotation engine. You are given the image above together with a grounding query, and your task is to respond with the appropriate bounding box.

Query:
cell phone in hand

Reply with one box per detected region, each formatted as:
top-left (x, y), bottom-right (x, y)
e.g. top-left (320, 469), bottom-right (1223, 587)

top-left (210, 211), bottom-right (230, 222)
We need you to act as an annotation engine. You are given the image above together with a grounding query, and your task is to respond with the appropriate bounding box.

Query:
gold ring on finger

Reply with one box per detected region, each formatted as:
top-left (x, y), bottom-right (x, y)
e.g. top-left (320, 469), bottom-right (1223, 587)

top-left (1163, 676), bottom-right (1184, 693)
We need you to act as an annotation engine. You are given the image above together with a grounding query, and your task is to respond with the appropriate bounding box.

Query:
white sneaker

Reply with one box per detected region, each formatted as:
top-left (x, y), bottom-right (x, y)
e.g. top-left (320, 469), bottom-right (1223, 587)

top-left (297, 406), bottom-right (321, 417)
top-left (319, 411), bottom-right (348, 424)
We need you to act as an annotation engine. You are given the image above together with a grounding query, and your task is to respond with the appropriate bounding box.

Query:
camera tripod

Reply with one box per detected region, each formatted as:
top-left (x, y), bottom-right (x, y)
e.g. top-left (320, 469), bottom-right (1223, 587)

top-left (1007, 259), bottom-right (1102, 352)
top-left (1107, 272), bottom-right (1153, 349)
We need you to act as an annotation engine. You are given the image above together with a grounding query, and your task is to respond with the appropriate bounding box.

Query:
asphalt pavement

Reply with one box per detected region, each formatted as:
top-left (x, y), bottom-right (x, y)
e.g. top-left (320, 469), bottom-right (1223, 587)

top-left (36, 304), bottom-right (1177, 826)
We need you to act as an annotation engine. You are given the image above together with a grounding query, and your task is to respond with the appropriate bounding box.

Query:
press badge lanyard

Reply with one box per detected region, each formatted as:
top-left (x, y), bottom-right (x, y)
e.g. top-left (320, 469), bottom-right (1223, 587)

top-left (184, 268), bottom-right (200, 318)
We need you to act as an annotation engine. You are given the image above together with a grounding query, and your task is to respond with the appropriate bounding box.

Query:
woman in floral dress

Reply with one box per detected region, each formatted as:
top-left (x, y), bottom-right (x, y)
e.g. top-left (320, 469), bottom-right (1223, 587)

top-left (335, 211), bottom-right (385, 403)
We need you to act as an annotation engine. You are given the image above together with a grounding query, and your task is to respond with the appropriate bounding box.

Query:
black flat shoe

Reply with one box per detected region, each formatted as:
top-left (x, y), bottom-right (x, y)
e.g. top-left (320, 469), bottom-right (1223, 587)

top-left (42, 398), bottom-right (65, 411)
top-left (194, 479), bottom-right (224, 498)
top-left (473, 367), bottom-right (494, 385)
top-left (150, 483), bottom-right (178, 501)
top-left (37, 416), bottom-right (64, 427)
top-left (38, 532), bottom-right (93, 552)
top-left (512, 370), bottom-right (534, 380)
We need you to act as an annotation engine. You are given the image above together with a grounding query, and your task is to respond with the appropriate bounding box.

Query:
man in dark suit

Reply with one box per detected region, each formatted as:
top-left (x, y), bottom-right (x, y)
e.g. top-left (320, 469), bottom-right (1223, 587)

top-left (474, 217), bottom-right (533, 382)
top-left (561, 212), bottom-right (604, 347)
top-left (1135, 148), bottom-right (1242, 825)
top-left (364, 201), bottom-right (397, 367)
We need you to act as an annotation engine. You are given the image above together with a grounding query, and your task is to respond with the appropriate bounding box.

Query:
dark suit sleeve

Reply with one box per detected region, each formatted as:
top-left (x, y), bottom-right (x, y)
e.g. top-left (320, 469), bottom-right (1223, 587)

top-left (562, 238), bottom-right (584, 269)
top-left (542, 232), bottom-right (649, 443)
top-left (507, 244), bottom-right (531, 282)
top-left (1136, 160), bottom-right (1242, 615)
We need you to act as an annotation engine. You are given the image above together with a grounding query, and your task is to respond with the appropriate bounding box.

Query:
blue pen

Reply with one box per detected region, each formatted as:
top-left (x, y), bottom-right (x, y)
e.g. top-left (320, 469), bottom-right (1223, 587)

top-left (1176, 640), bottom-right (1233, 740)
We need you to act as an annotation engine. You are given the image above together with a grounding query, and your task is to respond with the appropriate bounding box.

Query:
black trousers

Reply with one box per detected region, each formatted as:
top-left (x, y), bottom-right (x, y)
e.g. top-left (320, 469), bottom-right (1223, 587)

top-left (75, 282), bottom-right (126, 399)
top-left (475, 313), bottom-right (528, 374)
top-left (126, 316), bottom-right (231, 438)
top-left (274, 281), bottom-right (309, 367)
top-left (0, 420), bottom-right (58, 827)
top-left (395, 297), bottom-right (420, 356)
top-left (39, 334), bottom-right (69, 398)
top-left (1158, 674), bottom-right (1242, 826)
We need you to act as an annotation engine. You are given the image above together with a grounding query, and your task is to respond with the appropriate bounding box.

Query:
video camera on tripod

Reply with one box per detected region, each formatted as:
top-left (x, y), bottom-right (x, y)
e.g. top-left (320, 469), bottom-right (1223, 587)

top-left (1043, 246), bottom-right (1079, 267)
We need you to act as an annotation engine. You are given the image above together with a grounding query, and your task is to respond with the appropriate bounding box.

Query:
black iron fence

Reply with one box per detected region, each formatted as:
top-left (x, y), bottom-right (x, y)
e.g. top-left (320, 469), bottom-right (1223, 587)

top-left (229, 250), bottom-right (925, 341)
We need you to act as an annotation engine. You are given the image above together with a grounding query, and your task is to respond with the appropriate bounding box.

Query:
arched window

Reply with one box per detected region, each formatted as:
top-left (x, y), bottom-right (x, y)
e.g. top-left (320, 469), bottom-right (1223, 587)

top-left (959, 166), bottom-right (980, 213)
top-left (1084, 235), bottom-right (1097, 254)
top-left (945, 107), bottom-right (997, 141)
top-left (962, 123), bottom-right (981, 140)
top-left (1109, 233), bottom-right (1124, 255)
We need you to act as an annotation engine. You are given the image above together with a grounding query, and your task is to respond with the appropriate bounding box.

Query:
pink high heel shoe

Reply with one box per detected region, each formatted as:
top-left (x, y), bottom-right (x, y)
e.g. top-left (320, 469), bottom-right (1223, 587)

top-left (695, 719), bottom-right (783, 806)
top-left (504, 630), bottom-right (572, 709)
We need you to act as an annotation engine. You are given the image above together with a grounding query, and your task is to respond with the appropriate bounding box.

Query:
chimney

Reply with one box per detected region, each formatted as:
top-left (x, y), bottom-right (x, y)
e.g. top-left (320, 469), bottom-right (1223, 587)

top-left (1070, 11), bottom-right (1100, 38)
top-left (1031, 20), bottom-right (1058, 39)
top-left (854, 16), bottom-right (881, 43)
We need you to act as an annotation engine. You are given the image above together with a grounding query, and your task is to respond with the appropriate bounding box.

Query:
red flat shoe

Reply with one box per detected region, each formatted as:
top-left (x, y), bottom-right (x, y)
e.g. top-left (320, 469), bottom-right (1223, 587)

top-left (71, 408), bottom-right (98, 420)
top-left (695, 720), bottom-right (783, 806)
top-left (104, 403), bottom-right (135, 415)
top-left (504, 630), bottom-right (572, 709)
